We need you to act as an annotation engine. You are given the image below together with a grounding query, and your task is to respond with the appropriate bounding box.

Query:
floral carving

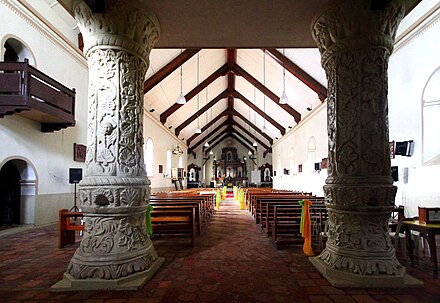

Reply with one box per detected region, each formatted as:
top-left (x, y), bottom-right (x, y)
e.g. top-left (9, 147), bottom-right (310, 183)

top-left (312, 0), bottom-right (405, 279)
top-left (120, 188), bottom-right (139, 206)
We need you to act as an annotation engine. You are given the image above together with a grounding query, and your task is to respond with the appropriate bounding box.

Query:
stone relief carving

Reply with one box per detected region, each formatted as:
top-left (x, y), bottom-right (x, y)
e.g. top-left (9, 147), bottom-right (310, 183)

top-left (74, 0), bottom-right (160, 63)
top-left (311, 0), bottom-right (405, 278)
top-left (63, 0), bottom-right (162, 286)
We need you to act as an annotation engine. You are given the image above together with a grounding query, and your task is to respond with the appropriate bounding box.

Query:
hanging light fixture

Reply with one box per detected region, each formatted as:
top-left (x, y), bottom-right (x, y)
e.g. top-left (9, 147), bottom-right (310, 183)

top-left (176, 49), bottom-right (186, 105)
top-left (204, 86), bottom-right (210, 148)
top-left (262, 51), bottom-right (267, 133)
top-left (209, 149), bottom-right (213, 155)
top-left (248, 150), bottom-right (252, 155)
top-left (253, 86), bottom-right (258, 147)
top-left (279, 48), bottom-right (289, 105)
top-left (195, 52), bottom-right (202, 134)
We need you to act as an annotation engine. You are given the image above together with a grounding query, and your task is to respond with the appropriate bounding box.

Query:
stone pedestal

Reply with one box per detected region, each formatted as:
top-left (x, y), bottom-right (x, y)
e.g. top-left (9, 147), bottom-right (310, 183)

top-left (52, 0), bottom-right (163, 291)
top-left (309, 0), bottom-right (422, 287)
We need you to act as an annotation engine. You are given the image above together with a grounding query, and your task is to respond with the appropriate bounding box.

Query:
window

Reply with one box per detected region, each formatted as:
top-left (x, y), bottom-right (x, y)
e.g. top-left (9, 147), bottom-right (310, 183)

top-left (422, 66), bottom-right (440, 165)
top-left (289, 147), bottom-right (295, 174)
top-left (307, 136), bottom-right (316, 163)
top-left (166, 150), bottom-right (171, 177)
top-left (145, 138), bottom-right (154, 177)
top-left (178, 155), bottom-right (183, 168)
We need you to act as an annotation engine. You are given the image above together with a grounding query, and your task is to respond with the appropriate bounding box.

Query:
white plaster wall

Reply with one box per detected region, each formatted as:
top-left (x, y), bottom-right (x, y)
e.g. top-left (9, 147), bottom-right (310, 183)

top-left (388, 9), bottom-right (440, 217)
top-left (0, 1), bottom-right (88, 225)
top-left (143, 112), bottom-right (187, 192)
top-left (272, 104), bottom-right (327, 196)
top-left (190, 137), bottom-right (270, 186)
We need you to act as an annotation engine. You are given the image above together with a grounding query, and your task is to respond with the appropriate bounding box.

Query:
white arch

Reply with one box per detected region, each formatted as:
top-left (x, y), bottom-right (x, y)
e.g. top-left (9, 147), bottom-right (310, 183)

top-left (422, 66), bottom-right (440, 165)
top-left (145, 138), bottom-right (154, 177)
top-left (307, 136), bottom-right (316, 163)
top-left (0, 156), bottom-right (38, 224)
top-left (1, 34), bottom-right (37, 66)
top-left (166, 150), bottom-right (171, 177)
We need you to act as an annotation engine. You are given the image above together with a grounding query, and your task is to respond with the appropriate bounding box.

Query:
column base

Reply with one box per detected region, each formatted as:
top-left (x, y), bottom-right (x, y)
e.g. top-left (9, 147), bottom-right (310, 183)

top-left (309, 256), bottom-right (423, 288)
top-left (50, 257), bottom-right (164, 291)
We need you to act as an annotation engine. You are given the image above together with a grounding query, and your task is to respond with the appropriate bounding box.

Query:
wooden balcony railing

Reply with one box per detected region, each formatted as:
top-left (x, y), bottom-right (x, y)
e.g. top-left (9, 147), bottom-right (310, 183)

top-left (0, 59), bottom-right (76, 132)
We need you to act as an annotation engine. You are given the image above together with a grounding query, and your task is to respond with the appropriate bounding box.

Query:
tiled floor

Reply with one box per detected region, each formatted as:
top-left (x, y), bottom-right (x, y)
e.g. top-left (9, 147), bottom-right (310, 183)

top-left (0, 198), bottom-right (439, 302)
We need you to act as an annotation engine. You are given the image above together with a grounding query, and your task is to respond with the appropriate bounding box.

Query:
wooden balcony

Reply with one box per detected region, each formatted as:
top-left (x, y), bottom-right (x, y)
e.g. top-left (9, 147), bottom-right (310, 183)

top-left (0, 60), bottom-right (76, 132)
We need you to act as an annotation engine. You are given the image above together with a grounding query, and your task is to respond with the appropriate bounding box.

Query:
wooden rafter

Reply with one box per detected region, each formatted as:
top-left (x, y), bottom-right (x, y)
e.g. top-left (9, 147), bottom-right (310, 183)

top-left (232, 64), bottom-right (301, 123)
top-left (143, 49), bottom-right (201, 94)
top-left (186, 108), bottom-right (229, 146)
top-left (160, 63), bottom-right (229, 124)
top-left (230, 109), bottom-right (273, 145)
top-left (231, 121), bottom-right (269, 150)
top-left (230, 128), bottom-right (260, 150)
top-left (188, 119), bottom-right (229, 153)
top-left (231, 89), bottom-right (285, 135)
top-left (264, 48), bottom-right (327, 101)
top-left (175, 89), bottom-right (229, 137)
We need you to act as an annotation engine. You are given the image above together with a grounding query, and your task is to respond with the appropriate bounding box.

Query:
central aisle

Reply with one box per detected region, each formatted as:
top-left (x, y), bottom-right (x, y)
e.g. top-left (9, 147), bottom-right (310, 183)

top-left (150, 197), bottom-right (320, 302)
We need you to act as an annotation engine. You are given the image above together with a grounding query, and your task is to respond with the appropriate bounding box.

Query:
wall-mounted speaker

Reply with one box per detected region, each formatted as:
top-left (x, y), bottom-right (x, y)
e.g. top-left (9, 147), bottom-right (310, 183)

top-left (395, 140), bottom-right (414, 157)
top-left (314, 162), bottom-right (321, 171)
top-left (69, 168), bottom-right (83, 184)
top-left (391, 166), bottom-right (398, 182)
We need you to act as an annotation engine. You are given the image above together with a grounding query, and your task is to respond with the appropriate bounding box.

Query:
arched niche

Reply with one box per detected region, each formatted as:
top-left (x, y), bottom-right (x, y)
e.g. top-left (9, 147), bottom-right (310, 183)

top-left (1, 35), bottom-right (36, 66)
top-left (0, 157), bottom-right (37, 225)
top-left (422, 66), bottom-right (440, 165)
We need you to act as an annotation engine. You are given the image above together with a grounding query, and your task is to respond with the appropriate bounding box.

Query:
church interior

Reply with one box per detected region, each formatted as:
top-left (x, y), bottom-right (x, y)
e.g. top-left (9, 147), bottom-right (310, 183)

top-left (1, 0), bottom-right (440, 302)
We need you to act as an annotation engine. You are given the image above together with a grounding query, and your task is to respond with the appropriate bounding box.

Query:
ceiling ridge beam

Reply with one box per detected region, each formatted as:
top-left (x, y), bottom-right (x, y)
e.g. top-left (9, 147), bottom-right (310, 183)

top-left (160, 63), bottom-right (229, 124)
top-left (231, 89), bottom-right (285, 135)
top-left (264, 48), bottom-right (327, 102)
top-left (143, 48), bottom-right (201, 94)
top-left (186, 108), bottom-right (230, 146)
top-left (175, 89), bottom-right (229, 137)
top-left (230, 109), bottom-right (273, 144)
top-left (204, 133), bottom-right (230, 155)
top-left (232, 63), bottom-right (301, 123)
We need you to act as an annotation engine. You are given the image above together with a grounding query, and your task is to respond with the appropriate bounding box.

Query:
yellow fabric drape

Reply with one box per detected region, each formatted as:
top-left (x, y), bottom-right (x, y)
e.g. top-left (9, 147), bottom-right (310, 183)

top-left (299, 199), bottom-right (314, 256)
top-left (239, 188), bottom-right (245, 210)
top-left (215, 189), bottom-right (221, 210)
top-left (221, 186), bottom-right (227, 200)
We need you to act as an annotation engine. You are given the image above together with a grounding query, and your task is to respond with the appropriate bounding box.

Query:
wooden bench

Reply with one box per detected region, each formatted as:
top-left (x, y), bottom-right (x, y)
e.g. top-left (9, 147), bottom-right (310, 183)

top-left (151, 206), bottom-right (196, 247)
top-left (58, 209), bottom-right (84, 248)
top-left (270, 205), bottom-right (303, 249)
top-left (150, 199), bottom-right (203, 235)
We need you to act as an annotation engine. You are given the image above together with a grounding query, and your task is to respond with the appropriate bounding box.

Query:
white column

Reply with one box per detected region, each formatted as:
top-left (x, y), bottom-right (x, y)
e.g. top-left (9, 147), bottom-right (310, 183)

top-left (52, 0), bottom-right (163, 291)
top-left (309, 0), bottom-right (422, 287)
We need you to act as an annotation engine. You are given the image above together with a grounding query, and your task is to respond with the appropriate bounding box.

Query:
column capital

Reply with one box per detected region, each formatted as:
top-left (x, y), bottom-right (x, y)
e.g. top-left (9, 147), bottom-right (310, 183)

top-left (311, 0), bottom-right (405, 66)
top-left (73, 0), bottom-right (160, 63)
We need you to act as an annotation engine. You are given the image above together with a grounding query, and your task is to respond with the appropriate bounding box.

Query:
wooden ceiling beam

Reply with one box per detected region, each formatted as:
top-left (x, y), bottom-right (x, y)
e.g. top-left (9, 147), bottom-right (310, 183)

top-left (160, 63), bottom-right (229, 124)
top-left (231, 121), bottom-right (269, 150)
top-left (188, 119), bottom-right (229, 153)
top-left (232, 64), bottom-right (301, 123)
top-left (186, 108), bottom-right (230, 146)
top-left (175, 89), bottom-right (229, 137)
top-left (230, 109), bottom-right (273, 145)
top-left (203, 133), bottom-right (230, 155)
top-left (264, 48), bottom-right (327, 101)
top-left (143, 48), bottom-right (201, 94)
top-left (229, 133), bottom-right (255, 155)
top-left (231, 89), bottom-right (285, 135)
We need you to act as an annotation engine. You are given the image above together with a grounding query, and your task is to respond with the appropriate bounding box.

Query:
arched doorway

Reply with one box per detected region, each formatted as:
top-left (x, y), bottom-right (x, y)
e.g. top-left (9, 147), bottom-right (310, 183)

top-left (0, 161), bottom-right (21, 225)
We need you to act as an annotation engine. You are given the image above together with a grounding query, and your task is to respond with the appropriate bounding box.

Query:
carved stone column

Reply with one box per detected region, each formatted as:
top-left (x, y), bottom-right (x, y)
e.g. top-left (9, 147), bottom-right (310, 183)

top-left (52, 0), bottom-right (163, 291)
top-left (309, 0), bottom-right (421, 287)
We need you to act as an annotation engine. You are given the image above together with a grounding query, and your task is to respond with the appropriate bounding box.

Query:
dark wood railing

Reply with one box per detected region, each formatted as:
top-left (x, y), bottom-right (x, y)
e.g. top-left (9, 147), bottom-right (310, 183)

top-left (0, 59), bottom-right (76, 132)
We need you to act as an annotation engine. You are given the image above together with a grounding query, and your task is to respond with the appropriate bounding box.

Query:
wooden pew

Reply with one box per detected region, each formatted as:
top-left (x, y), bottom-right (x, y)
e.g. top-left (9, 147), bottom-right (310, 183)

top-left (150, 199), bottom-right (202, 235)
top-left (151, 205), bottom-right (196, 247)
top-left (254, 194), bottom-right (314, 224)
top-left (58, 209), bottom-right (84, 248)
top-left (270, 205), bottom-right (303, 249)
